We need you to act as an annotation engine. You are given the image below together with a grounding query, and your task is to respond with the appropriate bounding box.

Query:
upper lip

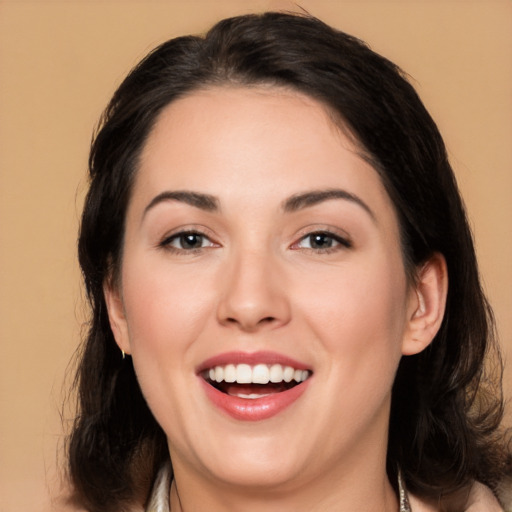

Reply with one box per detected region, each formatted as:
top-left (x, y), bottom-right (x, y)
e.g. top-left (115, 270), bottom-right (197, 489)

top-left (196, 350), bottom-right (311, 374)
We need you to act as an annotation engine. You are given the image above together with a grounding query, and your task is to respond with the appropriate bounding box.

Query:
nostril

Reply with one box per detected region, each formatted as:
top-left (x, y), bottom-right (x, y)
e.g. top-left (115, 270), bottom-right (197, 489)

top-left (225, 316), bottom-right (275, 324)
top-left (223, 315), bottom-right (278, 332)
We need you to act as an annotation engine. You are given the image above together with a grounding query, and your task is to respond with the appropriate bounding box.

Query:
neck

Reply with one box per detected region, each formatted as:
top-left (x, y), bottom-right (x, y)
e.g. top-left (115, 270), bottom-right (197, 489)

top-left (169, 454), bottom-right (399, 512)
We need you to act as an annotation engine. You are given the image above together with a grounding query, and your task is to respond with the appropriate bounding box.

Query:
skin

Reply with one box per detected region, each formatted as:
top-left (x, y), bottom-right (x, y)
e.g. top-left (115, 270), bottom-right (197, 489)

top-left (105, 86), bottom-right (448, 511)
top-left (409, 483), bottom-right (505, 512)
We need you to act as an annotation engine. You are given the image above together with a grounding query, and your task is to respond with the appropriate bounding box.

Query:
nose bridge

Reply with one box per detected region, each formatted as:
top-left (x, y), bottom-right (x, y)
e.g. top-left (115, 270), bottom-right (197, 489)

top-left (216, 241), bottom-right (291, 331)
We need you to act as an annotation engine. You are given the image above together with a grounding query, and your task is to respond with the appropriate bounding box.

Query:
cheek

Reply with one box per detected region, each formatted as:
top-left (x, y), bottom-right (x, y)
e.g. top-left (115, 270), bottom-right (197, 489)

top-left (298, 255), bottom-right (408, 378)
top-left (120, 257), bottom-right (216, 364)
top-left (285, 256), bottom-right (409, 452)
top-left (119, 259), bottom-right (217, 433)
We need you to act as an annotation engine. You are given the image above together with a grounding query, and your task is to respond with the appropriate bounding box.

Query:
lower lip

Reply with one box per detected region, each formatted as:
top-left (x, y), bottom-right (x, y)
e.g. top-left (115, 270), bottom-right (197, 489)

top-left (200, 378), bottom-right (310, 421)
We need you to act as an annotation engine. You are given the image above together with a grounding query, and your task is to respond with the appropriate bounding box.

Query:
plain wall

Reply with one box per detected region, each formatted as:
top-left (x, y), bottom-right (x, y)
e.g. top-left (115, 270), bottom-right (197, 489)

top-left (0, 1), bottom-right (510, 510)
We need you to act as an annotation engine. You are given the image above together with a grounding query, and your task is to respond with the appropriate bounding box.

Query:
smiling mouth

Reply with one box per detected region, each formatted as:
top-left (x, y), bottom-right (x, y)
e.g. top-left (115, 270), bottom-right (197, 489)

top-left (202, 363), bottom-right (311, 399)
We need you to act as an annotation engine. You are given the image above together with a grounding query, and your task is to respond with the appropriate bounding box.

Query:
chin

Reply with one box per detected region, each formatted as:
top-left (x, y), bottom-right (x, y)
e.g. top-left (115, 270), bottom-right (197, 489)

top-left (205, 460), bottom-right (303, 491)
top-left (177, 432), bottom-right (310, 491)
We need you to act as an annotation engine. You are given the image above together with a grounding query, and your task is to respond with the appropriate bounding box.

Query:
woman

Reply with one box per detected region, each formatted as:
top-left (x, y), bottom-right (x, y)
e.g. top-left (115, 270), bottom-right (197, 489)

top-left (68, 12), bottom-right (510, 512)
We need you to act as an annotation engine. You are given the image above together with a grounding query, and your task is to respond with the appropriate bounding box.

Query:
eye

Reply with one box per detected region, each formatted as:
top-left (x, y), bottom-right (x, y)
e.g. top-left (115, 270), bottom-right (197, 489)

top-left (160, 231), bottom-right (216, 252)
top-left (293, 231), bottom-right (352, 252)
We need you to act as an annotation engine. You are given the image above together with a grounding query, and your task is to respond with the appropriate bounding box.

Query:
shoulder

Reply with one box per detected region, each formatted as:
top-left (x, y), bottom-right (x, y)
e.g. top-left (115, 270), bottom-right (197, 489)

top-left (408, 493), bottom-right (439, 512)
top-left (409, 482), bottom-right (506, 512)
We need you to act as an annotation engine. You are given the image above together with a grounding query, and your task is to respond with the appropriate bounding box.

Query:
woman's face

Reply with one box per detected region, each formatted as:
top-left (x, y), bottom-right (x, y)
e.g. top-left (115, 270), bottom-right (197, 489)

top-left (106, 86), bottom-right (421, 491)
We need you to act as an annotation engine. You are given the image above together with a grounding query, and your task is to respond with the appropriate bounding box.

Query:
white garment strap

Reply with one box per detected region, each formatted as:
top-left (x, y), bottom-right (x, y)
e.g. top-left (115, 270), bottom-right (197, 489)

top-left (145, 463), bottom-right (171, 512)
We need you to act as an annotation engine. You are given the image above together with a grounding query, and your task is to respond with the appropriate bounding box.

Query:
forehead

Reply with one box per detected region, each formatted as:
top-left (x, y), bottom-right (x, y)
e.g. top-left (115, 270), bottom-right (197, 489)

top-left (141, 85), bottom-right (347, 159)
top-left (137, 86), bottom-right (380, 195)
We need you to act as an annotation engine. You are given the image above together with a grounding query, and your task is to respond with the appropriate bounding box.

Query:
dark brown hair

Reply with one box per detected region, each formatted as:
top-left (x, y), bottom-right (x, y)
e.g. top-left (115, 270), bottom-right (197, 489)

top-left (69, 12), bottom-right (509, 511)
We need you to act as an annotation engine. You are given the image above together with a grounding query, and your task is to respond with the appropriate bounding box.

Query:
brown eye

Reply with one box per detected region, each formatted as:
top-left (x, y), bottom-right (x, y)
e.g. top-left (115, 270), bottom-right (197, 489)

top-left (177, 233), bottom-right (205, 249)
top-left (294, 231), bottom-right (351, 251)
top-left (308, 233), bottom-right (335, 249)
top-left (161, 231), bottom-right (215, 251)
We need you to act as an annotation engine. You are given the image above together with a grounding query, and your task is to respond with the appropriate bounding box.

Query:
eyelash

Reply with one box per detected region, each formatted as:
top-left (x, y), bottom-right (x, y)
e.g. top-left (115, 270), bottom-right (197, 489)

top-left (158, 229), bottom-right (352, 255)
top-left (159, 230), bottom-right (217, 254)
top-left (291, 231), bottom-right (352, 253)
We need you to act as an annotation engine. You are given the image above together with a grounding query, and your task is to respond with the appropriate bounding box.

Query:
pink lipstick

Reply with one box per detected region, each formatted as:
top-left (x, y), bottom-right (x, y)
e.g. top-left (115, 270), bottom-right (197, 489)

top-left (197, 351), bottom-right (312, 421)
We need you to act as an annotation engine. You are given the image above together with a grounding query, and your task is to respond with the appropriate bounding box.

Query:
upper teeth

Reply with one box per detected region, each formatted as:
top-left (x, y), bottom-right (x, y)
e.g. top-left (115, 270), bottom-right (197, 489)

top-left (207, 364), bottom-right (310, 385)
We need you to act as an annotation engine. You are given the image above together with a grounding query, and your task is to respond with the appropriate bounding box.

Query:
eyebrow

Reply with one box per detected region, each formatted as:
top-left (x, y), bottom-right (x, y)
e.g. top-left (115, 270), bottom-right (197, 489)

top-left (282, 189), bottom-right (375, 220)
top-left (142, 188), bottom-right (374, 221)
top-left (143, 190), bottom-right (219, 218)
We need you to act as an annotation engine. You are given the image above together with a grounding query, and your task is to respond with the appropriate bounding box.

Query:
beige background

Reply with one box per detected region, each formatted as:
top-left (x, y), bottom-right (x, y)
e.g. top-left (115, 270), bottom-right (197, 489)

top-left (0, 1), bottom-right (510, 510)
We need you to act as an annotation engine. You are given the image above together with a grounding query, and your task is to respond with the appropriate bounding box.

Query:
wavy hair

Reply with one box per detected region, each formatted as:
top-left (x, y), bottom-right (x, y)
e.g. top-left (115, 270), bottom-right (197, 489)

top-left (69, 12), bottom-right (508, 511)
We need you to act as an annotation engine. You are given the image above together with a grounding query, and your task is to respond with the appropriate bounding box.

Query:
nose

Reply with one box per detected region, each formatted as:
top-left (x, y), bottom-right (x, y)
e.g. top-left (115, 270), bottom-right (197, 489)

top-left (216, 249), bottom-right (291, 332)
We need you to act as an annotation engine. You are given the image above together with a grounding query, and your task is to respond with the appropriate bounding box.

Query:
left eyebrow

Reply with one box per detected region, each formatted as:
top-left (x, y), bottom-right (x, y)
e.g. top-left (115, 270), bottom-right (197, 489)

top-left (282, 189), bottom-right (375, 221)
top-left (142, 190), bottom-right (220, 220)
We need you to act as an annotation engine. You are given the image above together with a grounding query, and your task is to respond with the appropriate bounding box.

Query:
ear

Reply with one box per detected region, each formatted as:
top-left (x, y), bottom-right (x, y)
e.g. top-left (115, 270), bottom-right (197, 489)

top-left (103, 276), bottom-right (131, 356)
top-left (402, 253), bottom-right (448, 356)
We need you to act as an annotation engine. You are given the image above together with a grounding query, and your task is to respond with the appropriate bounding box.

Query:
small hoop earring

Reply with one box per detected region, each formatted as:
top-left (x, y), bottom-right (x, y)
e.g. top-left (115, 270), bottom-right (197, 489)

top-left (122, 350), bottom-right (126, 360)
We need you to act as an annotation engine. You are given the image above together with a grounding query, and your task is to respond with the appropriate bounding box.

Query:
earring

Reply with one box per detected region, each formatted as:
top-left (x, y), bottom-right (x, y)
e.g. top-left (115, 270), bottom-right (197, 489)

top-left (122, 349), bottom-right (126, 360)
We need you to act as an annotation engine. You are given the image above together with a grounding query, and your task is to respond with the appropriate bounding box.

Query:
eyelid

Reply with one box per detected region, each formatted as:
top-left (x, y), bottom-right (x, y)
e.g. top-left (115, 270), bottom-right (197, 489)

top-left (158, 224), bottom-right (220, 250)
top-left (289, 225), bottom-right (353, 251)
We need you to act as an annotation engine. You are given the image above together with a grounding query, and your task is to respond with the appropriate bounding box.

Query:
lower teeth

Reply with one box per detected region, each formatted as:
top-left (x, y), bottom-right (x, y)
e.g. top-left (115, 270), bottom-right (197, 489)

top-left (209, 380), bottom-right (298, 397)
top-left (232, 392), bottom-right (271, 399)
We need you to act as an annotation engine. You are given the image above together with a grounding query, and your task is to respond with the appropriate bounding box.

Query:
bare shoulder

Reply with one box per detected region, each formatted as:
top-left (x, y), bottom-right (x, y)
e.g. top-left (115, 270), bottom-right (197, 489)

top-left (409, 482), bottom-right (505, 512)
top-left (408, 493), bottom-right (439, 512)
top-left (465, 482), bottom-right (505, 512)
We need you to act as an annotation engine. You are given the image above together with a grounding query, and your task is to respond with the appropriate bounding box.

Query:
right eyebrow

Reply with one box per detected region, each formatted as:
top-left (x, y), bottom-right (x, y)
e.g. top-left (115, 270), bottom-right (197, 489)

top-left (282, 188), bottom-right (376, 222)
top-left (142, 190), bottom-right (220, 220)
